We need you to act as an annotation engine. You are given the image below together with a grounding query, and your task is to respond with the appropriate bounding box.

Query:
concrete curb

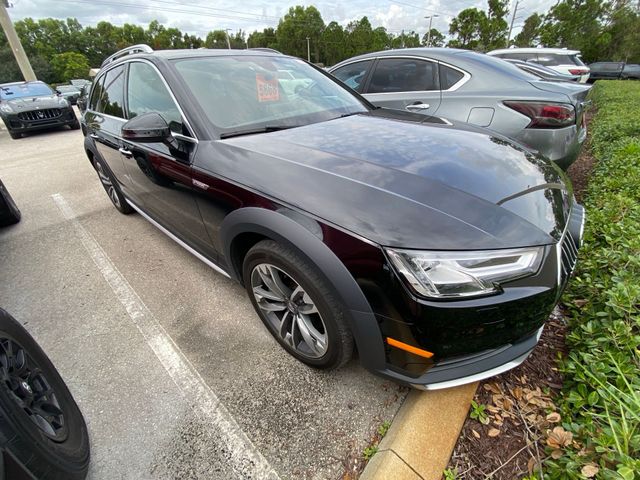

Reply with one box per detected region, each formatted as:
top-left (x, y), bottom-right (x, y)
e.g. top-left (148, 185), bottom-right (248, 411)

top-left (360, 382), bottom-right (478, 480)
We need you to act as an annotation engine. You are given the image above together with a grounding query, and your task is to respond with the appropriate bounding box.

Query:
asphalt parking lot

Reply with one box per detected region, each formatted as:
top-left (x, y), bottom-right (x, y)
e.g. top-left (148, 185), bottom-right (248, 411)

top-left (0, 116), bottom-right (407, 479)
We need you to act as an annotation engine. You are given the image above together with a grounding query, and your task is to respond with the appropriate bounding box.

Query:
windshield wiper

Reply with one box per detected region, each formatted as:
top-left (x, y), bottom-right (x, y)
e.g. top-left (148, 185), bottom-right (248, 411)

top-left (219, 125), bottom-right (296, 139)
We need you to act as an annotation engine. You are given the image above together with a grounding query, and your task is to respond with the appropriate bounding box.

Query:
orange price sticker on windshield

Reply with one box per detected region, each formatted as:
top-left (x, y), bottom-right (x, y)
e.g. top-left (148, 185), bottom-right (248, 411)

top-left (256, 74), bottom-right (279, 102)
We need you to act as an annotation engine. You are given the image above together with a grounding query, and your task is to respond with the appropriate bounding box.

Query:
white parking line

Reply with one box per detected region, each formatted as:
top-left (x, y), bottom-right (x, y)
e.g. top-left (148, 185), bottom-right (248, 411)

top-left (52, 193), bottom-right (280, 480)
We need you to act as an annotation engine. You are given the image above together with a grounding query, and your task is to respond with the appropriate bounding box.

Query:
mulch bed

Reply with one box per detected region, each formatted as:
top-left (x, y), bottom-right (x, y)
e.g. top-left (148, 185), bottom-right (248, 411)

top-left (445, 112), bottom-right (596, 480)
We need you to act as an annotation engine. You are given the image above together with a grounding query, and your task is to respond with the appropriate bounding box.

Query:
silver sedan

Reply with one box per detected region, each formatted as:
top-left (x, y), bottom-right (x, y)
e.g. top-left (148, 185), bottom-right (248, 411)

top-left (329, 48), bottom-right (591, 169)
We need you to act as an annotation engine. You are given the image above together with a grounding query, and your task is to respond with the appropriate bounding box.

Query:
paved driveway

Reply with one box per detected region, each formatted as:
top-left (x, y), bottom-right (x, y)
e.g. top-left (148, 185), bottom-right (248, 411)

top-left (0, 120), bottom-right (406, 479)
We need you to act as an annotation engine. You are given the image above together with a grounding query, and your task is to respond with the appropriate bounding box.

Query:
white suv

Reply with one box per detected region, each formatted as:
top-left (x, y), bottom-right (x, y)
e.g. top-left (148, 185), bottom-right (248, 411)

top-left (488, 48), bottom-right (590, 83)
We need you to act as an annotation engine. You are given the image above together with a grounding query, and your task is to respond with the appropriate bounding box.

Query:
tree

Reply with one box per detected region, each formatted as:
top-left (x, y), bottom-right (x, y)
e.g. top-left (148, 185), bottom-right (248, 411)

top-left (514, 13), bottom-right (543, 46)
top-left (320, 22), bottom-right (346, 66)
top-left (276, 5), bottom-right (325, 61)
top-left (247, 27), bottom-right (278, 50)
top-left (539, 0), bottom-right (608, 62)
top-left (345, 16), bottom-right (374, 56)
top-left (448, 8), bottom-right (487, 49)
top-left (51, 52), bottom-right (90, 82)
top-left (482, 0), bottom-right (509, 49)
top-left (205, 30), bottom-right (229, 49)
top-left (391, 31), bottom-right (421, 49)
top-left (421, 28), bottom-right (445, 47)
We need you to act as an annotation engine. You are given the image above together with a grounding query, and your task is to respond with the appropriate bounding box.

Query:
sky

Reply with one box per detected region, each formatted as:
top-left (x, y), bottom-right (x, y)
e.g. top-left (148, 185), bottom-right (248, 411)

top-left (5, 0), bottom-right (561, 40)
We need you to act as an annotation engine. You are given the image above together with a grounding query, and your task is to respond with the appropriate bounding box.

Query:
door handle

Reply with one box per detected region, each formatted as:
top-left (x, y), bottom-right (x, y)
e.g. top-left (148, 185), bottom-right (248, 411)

top-left (89, 133), bottom-right (99, 139)
top-left (406, 102), bottom-right (431, 112)
top-left (118, 147), bottom-right (133, 158)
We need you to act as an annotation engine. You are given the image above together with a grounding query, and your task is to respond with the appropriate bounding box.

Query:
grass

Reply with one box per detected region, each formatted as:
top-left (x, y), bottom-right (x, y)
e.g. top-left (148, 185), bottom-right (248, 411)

top-left (542, 81), bottom-right (640, 479)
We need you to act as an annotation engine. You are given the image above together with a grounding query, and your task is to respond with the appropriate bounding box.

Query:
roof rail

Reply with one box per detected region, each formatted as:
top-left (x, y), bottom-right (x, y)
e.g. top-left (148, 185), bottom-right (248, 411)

top-left (101, 44), bottom-right (154, 67)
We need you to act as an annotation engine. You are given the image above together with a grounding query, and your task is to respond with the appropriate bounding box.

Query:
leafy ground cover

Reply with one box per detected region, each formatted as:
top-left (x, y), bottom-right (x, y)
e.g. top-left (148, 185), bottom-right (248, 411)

top-left (446, 81), bottom-right (640, 479)
top-left (543, 81), bottom-right (640, 479)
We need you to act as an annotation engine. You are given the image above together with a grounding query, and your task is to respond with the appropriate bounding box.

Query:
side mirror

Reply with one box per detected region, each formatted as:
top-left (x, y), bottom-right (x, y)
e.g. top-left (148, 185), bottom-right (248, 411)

top-left (122, 112), bottom-right (172, 143)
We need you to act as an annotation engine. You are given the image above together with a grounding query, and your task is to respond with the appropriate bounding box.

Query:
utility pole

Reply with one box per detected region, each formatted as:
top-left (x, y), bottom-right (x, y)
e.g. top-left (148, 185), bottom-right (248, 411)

top-left (305, 36), bottom-right (310, 62)
top-left (0, 0), bottom-right (36, 81)
top-left (224, 28), bottom-right (232, 49)
top-left (507, 0), bottom-right (520, 44)
top-left (424, 15), bottom-right (439, 47)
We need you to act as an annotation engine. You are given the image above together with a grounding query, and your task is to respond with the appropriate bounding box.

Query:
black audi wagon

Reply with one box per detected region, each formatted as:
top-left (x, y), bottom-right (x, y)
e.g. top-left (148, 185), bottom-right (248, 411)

top-left (81, 45), bottom-right (584, 389)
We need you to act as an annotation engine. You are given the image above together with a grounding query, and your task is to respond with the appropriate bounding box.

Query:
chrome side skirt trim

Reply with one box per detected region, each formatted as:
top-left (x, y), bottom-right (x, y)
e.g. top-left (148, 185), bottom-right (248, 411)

top-left (125, 199), bottom-right (231, 279)
top-left (411, 326), bottom-right (543, 391)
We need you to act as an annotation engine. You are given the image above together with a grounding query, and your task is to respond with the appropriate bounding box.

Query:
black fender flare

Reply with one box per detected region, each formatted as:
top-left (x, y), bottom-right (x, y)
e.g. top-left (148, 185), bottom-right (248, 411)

top-left (219, 207), bottom-right (386, 371)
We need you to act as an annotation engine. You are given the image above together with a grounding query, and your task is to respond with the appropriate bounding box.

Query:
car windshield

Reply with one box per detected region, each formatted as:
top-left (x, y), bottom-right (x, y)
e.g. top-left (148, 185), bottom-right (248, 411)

top-left (173, 55), bottom-right (368, 135)
top-left (0, 83), bottom-right (54, 100)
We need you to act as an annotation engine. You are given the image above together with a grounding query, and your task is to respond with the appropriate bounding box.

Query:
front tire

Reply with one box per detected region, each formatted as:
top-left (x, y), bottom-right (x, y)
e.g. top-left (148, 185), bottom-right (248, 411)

top-left (243, 240), bottom-right (353, 369)
top-left (70, 120), bottom-right (81, 130)
top-left (0, 308), bottom-right (90, 480)
top-left (0, 179), bottom-right (21, 227)
top-left (93, 156), bottom-right (133, 214)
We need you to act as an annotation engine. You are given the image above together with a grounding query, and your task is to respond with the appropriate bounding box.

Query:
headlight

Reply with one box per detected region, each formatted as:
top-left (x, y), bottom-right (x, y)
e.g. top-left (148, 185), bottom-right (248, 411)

top-left (385, 247), bottom-right (544, 299)
top-left (0, 104), bottom-right (13, 113)
top-left (58, 98), bottom-right (69, 107)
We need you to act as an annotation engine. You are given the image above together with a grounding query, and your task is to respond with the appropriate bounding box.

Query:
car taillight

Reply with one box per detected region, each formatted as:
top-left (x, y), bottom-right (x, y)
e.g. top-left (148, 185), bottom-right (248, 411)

top-left (503, 101), bottom-right (576, 129)
top-left (569, 68), bottom-right (589, 75)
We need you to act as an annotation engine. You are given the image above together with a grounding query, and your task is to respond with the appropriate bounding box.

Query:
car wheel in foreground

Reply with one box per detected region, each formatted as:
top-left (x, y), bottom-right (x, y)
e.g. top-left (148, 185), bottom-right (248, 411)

top-left (0, 179), bottom-right (21, 227)
top-left (0, 308), bottom-right (90, 480)
top-left (93, 157), bottom-right (133, 214)
top-left (243, 240), bottom-right (353, 369)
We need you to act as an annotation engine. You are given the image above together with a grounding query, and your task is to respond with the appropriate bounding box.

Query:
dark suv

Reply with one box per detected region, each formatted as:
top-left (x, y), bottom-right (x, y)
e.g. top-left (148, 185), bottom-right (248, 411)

top-left (81, 45), bottom-right (584, 389)
top-left (1, 81), bottom-right (79, 139)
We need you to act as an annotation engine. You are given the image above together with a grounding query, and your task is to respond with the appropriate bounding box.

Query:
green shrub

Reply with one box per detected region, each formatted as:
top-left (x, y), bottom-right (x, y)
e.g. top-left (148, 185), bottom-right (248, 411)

top-left (544, 81), bottom-right (640, 479)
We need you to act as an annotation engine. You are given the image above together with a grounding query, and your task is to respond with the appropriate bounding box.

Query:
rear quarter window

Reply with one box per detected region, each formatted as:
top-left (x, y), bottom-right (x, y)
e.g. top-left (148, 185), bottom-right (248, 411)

top-left (439, 64), bottom-right (465, 90)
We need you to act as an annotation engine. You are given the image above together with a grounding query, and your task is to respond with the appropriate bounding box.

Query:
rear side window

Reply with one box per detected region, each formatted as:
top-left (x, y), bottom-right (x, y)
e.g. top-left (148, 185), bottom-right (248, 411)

top-left (536, 54), bottom-right (583, 67)
top-left (127, 62), bottom-right (184, 134)
top-left (88, 75), bottom-right (105, 111)
top-left (500, 52), bottom-right (537, 62)
top-left (331, 60), bottom-right (373, 93)
top-left (100, 65), bottom-right (126, 118)
top-left (439, 64), bottom-right (465, 90)
top-left (367, 58), bottom-right (438, 94)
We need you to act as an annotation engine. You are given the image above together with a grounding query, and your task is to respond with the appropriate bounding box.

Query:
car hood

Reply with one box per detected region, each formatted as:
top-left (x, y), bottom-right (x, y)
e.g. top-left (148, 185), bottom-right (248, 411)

top-left (3, 95), bottom-right (65, 110)
top-left (199, 113), bottom-right (571, 250)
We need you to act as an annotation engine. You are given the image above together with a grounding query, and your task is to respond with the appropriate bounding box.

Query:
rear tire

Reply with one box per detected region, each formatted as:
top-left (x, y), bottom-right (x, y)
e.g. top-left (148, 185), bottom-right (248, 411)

top-left (0, 179), bottom-right (21, 227)
top-left (0, 308), bottom-right (90, 480)
top-left (243, 240), bottom-right (353, 370)
top-left (93, 156), bottom-right (133, 215)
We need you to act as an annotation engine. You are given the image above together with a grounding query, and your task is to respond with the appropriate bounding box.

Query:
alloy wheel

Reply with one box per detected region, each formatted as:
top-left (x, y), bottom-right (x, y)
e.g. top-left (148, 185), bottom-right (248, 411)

top-left (95, 162), bottom-right (121, 208)
top-left (0, 337), bottom-right (68, 441)
top-left (250, 263), bottom-right (328, 359)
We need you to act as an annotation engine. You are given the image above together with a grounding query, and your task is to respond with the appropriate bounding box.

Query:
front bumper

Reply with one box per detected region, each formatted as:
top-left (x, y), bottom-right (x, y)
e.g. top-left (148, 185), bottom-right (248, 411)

top-left (361, 205), bottom-right (584, 389)
top-left (1, 107), bottom-right (77, 133)
top-left (515, 122), bottom-right (587, 170)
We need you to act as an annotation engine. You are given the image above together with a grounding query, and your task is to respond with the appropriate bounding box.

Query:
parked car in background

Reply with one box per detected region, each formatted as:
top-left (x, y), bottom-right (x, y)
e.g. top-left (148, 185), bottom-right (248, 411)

top-left (0, 81), bottom-right (79, 139)
top-left (70, 79), bottom-right (91, 88)
top-left (622, 64), bottom-right (640, 80)
top-left (82, 45), bottom-right (584, 390)
top-left (488, 48), bottom-right (590, 83)
top-left (504, 58), bottom-right (581, 82)
top-left (330, 48), bottom-right (591, 169)
top-left (588, 62), bottom-right (625, 82)
top-left (56, 84), bottom-right (82, 105)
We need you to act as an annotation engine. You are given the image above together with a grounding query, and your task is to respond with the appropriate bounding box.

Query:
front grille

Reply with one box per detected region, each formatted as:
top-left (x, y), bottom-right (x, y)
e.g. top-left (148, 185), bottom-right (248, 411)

top-left (18, 108), bottom-right (62, 122)
top-left (559, 229), bottom-right (579, 285)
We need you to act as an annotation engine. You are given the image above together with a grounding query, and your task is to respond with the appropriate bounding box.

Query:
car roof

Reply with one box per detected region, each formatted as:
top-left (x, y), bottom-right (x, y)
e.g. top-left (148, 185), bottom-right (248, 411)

top-left (106, 48), bottom-right (284, 69)
top-left (488, 47), bottom-right (581, 55)
top-left (331, 47), bottom-right (471, 66)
